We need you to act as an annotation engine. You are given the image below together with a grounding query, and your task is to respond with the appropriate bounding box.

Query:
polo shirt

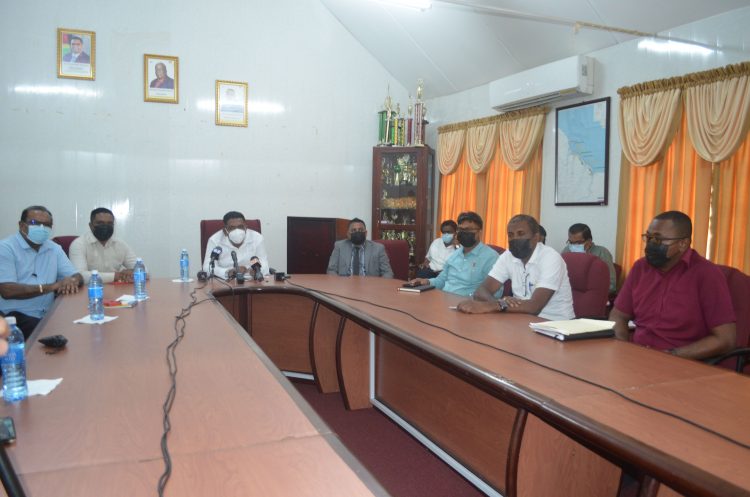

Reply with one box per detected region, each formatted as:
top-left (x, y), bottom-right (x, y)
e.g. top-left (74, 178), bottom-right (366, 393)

top-left (561, 242), bottom-right (617, 293)
top-left (428, 242), bottom-right (498, 297)
top-left (425, 237), bottom-right (458, 271)
top-left (487, 243), bottom-right (575, 321)
top-left (0, 233), bottom-right (78, 318)
top-left (68, 230), bottom-right (138, 284)
top-left (614, 249), bottom-right (735, 350)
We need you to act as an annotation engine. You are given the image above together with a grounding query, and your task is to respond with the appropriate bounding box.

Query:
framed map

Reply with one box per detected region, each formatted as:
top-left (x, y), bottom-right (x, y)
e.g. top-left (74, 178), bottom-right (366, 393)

top-left (555, 97), bottom-right (610, 206)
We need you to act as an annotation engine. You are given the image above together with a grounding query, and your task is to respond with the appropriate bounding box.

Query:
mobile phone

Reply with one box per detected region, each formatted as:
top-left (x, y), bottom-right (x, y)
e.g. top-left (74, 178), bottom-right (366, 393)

top-left (0, 417), bottom-right (16, 443)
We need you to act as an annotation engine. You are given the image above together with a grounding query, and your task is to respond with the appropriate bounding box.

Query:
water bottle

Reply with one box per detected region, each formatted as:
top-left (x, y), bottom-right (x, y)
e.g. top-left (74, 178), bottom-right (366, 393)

top-left (134, 258), bottom-right (148, 301)
top-left (2, 317), bottom-right (28, 403)
top-left (88, 270), bottom-right (104, 321)
top-left (180, 249), bottom-right (190, 282)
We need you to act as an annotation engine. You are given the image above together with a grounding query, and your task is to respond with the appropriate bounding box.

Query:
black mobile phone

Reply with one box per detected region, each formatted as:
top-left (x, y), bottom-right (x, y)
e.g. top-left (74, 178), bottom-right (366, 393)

top-left (0, 417), bottom-right (16, 443)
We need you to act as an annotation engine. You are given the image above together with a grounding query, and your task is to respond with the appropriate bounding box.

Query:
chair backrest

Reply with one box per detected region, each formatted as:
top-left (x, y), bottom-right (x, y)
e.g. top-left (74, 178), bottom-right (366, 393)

top-left (485, 244), bottom-right (513, 296)
top-left (717, 265), bottom-right (750, 371)
top-left (487, 244), bottom-right (505, 255)
top-left (52, 235), bottom-right (78, 257)
top-left (561, 252), bottom-right (610, 319)
top-left (200, 219), bottom-right (261, 262)
top-left (373, 239), bottom-right (409, 280)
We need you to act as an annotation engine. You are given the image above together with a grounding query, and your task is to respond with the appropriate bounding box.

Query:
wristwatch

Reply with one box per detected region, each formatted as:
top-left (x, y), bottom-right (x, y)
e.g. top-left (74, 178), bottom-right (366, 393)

top-left (497, 298), bottom-right (508, 312)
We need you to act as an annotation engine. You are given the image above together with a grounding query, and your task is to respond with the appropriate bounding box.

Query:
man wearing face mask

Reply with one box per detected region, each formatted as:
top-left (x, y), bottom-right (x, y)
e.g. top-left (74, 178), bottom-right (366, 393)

top-left (0, 205), bottom-right (82, 339)
top-left (409, 212), bottom-right (498, 296)
top-left (203, 211), bottom-right (269, 280)
top-left (610, 211), bottom-right (735, 360)
top-left (561, 223), bottom-right (616, 293)
top-left (327, 218), bottom-right (393, 278)
top-left (69, 207), bottom-right (138, 284)
top-left (416, 219), bottom-right (459, 279)
top-left (457, 214), bottom-right (574, 320)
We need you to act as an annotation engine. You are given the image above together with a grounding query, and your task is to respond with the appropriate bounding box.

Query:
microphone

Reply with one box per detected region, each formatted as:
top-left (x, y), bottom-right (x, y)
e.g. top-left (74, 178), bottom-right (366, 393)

top-left (231, 250), bottom-right (244, 283)
top-left (209, 246), bottom-right (222, 277)
top-left (250, 256), bottom-right (263, 281)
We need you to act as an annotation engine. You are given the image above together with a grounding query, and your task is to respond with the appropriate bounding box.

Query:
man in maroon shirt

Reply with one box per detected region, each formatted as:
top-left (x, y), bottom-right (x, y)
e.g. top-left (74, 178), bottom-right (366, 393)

top-left (610, 211), bottom-right (736, 360)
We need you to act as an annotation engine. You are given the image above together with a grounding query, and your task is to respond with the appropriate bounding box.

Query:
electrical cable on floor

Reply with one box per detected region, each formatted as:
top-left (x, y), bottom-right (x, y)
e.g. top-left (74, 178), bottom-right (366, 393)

top-left (284, 280), bottom-right (750, 452)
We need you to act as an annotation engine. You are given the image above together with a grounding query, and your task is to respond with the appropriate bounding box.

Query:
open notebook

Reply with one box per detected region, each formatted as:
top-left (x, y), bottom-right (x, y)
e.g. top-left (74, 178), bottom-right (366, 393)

top-left (530, 319), bottom-right (615, 341)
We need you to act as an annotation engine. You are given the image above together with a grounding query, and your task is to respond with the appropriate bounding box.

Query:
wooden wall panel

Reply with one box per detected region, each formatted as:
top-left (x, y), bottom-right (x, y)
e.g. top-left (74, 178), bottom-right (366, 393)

top-left (311, 304), bottom-right (343, 393)
top-left (337, 320), bottom-right (371, 410)
top-left (251, 293), bottom-right (315, 373)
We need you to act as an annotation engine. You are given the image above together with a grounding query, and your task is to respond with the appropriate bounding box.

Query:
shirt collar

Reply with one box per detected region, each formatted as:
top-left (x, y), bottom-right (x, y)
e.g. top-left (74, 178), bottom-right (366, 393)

top-left (511, 241), bottom-right (542, 265)
top-left (84, 230), bottom-right (115, 247)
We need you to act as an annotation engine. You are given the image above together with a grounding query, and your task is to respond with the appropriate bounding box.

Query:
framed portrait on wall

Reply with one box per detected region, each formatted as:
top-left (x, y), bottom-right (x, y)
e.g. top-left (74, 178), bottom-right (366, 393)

top-left (57, 28), bottom-right (95, 80)
top-left (215, 80), bottom-right (248, 127)
top-left (144, 54), bottom-right (179, 104)
top-left (554, 97), bottom-right (610, 206)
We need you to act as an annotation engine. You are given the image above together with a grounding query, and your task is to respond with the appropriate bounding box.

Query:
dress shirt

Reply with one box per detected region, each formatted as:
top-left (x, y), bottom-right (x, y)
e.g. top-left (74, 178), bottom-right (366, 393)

top-left (488, 243), bottom-right (574, 321)
top-left (202, 229), bottom-right (269, 279)
top-left (562, 242), bottom-right (617, 293)
top-left (425, 237), bottom-right (459, 271)
top-left (68, 231), bottom-right (137, 284)
top-left (614, 249), bottom-right (735, 350)
top-left (0, 233), bottom-right (78, 318)
top-left (428, 243), bottom-right (498, 297)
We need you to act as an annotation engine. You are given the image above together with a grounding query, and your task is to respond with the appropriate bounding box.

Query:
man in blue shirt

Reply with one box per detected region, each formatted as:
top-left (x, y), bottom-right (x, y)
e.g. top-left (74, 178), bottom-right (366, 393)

top-left (0, 206), bottom-right (82, 339)
top-left (409, 211), bottom-right (499, 296)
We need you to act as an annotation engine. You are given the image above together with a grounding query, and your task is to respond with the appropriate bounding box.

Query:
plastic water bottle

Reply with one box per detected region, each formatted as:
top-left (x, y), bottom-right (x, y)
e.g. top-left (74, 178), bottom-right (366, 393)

top-left (134, 258), bottom-right (148, 301)
top-left (2, 317), bottom-right (28, 403)
top-left (88, 270), bottom-right (104, 321)
top-left (180, 249), bottom-right (190, 282)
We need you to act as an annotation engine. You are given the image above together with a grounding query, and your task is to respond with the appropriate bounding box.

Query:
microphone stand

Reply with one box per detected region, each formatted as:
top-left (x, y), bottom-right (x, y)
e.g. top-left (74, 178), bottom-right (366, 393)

top-left (0, 445), bottom-right (26, 497)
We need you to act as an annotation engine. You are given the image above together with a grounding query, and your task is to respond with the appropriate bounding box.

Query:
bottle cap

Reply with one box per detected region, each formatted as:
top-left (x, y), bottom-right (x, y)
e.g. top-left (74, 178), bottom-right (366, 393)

top-left (4, 316), bottom-right (16, 325)
top-left (91, 270), bottom-right (99, 275)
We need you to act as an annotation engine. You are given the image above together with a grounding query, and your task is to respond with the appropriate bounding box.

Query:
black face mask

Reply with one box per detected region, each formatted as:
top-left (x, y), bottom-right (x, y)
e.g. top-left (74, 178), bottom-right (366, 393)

top-left (92, 224), bottom-right (114, 242)
top-left (350, 232), bottom-right (366, 246)
top-left (509, 238), bottom-right (533, 260)
top-left (456, 231), bottom-right (477, 248)
top-left (645, 242), bottom-right (670, 268)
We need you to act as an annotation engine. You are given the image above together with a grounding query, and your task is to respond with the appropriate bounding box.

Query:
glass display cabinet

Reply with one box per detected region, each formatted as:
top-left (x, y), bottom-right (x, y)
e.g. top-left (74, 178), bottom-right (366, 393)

top-left (372, 146), bottom-right (434, 276)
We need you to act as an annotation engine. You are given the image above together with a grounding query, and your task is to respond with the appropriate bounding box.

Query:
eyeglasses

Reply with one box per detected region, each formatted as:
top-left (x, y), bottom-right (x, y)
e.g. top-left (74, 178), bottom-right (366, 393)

top-left (566, 240), bottom-right (586, 245)
top-left (349, 228), bottom-right (366, 233)
top-left (641, 233), bottom-right (687, 245)
top-left (456, 228), bottom-right (480, 233)
top-left (25, 219), bottom-right (53, 228)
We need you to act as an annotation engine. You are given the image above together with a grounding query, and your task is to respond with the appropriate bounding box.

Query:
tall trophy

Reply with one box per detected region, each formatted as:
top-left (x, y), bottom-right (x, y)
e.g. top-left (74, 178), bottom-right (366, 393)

top-left (413, 79), bottom-right (427, 147)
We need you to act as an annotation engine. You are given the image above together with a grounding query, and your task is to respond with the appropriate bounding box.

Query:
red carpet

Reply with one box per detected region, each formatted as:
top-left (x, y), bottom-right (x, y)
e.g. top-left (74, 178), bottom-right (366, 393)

top-left (293, 381), bottom-right (486, 497)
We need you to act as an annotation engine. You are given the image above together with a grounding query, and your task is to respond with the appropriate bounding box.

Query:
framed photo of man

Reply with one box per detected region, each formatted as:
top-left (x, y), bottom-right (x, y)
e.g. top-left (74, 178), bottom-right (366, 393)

top-left (57, 28), bottom-right (95, 80)
top-left (216, 80), bottom-right (248, 127)
top-left (144, 54), bottom-right (179, 104)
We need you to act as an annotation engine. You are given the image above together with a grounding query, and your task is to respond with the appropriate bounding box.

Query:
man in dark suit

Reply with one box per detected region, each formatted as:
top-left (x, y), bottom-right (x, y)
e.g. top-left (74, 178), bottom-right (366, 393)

top-left (327, 218), bottom-right (393, 278)
top-left (62, 35), bottom-right (90, 63)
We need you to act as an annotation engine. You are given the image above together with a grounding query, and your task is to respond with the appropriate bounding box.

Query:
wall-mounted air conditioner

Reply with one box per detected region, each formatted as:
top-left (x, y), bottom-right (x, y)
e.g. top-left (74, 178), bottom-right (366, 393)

top-left (489, 55), bottom-right (595, 113)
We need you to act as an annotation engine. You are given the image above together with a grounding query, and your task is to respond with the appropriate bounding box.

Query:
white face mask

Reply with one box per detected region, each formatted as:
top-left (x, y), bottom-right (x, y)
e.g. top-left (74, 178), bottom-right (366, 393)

top-left (569, 244), bottom-right (586, 253)
top-left (228, 228), bottom-right (246, 245)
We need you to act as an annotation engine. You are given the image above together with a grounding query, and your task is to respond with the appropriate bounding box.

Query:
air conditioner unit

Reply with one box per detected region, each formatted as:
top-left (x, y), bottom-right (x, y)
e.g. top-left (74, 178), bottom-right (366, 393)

top-left (489, 55), bottom-right (595, 113)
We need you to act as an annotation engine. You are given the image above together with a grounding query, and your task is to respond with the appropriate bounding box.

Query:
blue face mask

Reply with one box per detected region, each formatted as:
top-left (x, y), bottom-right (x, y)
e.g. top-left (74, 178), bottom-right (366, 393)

top-left (569, 244), bottom-right (586, 253)
top-left (26, 225), bottom-right (52, 245)
top-left (441, 233), bottom-right (454, 244)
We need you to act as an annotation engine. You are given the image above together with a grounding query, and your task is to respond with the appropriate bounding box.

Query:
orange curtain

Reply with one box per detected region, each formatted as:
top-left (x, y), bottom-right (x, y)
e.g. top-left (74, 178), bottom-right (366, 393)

top-left (437, 155), bottom-right (477, 229)
top-left (710, 132), bottom-right (750, 273)
top-left (617, 113), bottom-right (712, 276)
top-left (483, 143), bottom-right (542, 248)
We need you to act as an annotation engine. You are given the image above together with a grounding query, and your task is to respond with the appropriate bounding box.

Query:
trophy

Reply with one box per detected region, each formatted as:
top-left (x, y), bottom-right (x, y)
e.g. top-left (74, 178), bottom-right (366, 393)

top-left (413, 79), bottom-right (427, 146)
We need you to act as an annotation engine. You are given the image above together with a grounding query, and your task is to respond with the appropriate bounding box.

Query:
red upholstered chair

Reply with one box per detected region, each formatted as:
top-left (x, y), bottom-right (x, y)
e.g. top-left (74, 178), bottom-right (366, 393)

top-left (486, 244), bottom-right (512, 296)
top-left (561, 252), bottom-right (610, 319)
top-left (200, 219), bottom-right (261, 262)
top-left (373, 239), bottom-right (409, 281)
top-left (706, 265), bottom-right (750, 373)
top-left (487, 244), bottom-right (505, 255)
top-left (52, 236), bottom-right (78, 257)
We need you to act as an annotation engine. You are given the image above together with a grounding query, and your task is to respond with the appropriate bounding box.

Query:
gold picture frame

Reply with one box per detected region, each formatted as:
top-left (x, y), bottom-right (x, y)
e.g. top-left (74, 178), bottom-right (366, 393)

top-left (215, 80), bottom-right (248, 127)
top-left (144, 54), bottom-right (179, 104)
top-left (57, 28), bottom-right (95, 80)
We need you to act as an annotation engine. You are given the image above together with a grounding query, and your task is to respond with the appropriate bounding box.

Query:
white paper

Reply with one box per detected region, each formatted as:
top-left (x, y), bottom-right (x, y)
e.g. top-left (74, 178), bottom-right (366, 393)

top-left (171, 278), bottom-right (195, 283)
top-left (117, 295), bottom-right (137, 303)
top-left (27, 378), bottom-right (63, 396)
top-left (74, 315), bottom-right (119, 324)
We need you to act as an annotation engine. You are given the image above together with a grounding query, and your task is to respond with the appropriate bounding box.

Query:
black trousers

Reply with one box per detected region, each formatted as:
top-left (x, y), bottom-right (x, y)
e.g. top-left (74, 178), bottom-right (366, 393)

top-left (416, 267), bottom-right (441, 279)
top-left (0, 311), bottom-right (40, 341)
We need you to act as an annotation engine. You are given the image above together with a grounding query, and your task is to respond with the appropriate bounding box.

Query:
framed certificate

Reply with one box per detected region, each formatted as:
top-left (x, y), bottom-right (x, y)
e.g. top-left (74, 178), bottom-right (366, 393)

top-left (216, 80), bottom-right (248, 127)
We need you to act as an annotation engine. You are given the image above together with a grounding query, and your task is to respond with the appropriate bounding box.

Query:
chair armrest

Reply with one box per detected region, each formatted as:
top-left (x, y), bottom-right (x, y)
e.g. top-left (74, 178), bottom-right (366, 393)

top-left (704, 347), bottom-right (750, 372)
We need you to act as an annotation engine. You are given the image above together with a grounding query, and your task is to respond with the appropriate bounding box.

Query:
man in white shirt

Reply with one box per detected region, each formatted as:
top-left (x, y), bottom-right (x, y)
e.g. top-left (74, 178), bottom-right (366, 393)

top-left (69, 208), bottom-right (137, 284)
top-left (457, 214), bottom-right (574, 321)
top-left (416, 219), bottom-right (458, 279)
top-left (202, 211), bottom-right (269, 280)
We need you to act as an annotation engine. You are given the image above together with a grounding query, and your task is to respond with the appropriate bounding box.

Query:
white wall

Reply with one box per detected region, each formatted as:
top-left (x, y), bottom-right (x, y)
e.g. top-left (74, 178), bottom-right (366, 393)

top-left (0, 0), bottom-right (407, 276)
top-left (425, 7), bottom-right (750, 256)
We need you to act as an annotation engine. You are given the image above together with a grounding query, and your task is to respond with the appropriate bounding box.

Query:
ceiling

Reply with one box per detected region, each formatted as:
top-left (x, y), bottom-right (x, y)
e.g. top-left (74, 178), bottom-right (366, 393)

top-left (320, 0), bottom-right (750, 98)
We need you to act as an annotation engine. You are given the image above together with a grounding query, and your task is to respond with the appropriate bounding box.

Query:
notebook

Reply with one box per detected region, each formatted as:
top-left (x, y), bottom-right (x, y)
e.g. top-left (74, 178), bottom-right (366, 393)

top-left (398, 284), bottom-right (435, 293)
top-left (530, 319), bottom-right (615, 341)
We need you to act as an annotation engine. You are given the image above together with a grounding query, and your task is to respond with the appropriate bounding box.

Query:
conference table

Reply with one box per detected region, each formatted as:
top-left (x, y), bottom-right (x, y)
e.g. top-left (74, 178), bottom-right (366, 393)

top-left (1, 275), bottom-right (749, 497)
